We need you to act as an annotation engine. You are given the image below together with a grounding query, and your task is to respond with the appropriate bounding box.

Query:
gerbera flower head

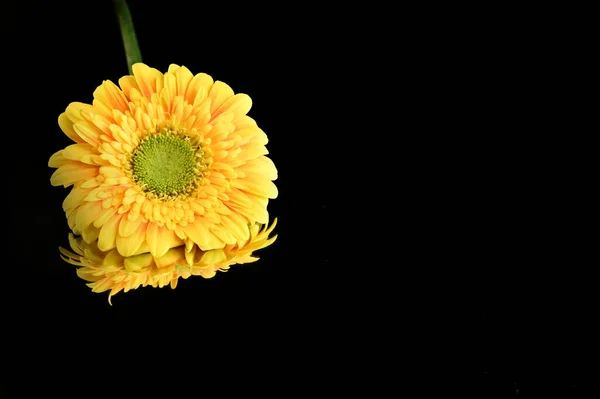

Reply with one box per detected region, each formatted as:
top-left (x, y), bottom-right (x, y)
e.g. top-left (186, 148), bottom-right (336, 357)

top-left (49, 63), bottom-right (278, 260)
top-left (60, 220), bottom-right (277, 304)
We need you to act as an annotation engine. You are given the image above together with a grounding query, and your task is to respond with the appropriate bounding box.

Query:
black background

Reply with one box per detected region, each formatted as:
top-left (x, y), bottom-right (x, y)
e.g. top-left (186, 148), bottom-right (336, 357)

top-left (1, 1), bottom-right (597, 397)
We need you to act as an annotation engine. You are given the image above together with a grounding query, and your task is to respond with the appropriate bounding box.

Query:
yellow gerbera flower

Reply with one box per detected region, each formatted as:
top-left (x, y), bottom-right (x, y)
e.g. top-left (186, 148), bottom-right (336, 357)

top-left (48, 63), bottom-right (277, 258)
top-left (60, 220), bottom-right (277, 304)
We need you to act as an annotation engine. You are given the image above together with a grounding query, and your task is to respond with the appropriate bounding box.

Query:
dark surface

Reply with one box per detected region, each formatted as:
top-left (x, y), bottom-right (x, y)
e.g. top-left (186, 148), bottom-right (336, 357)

top-left (1, 1), bottom-right (596, 397)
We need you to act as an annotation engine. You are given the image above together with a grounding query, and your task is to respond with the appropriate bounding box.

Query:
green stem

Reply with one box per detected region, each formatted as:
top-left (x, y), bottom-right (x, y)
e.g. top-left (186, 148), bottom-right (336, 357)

top-left (114, 0), bottom-right (142, 74)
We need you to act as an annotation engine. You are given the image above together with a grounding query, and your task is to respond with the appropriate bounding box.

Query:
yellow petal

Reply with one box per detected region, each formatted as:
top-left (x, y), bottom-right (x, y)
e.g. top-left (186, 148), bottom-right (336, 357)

top-left (65, 102), bottom-right (95, 124)
top-left (73, 122), bottom-right (102, 147)
top-left (154, 247), bottom-right (184, 268)
top-left (62, 143), bottom-right (98, 162)
top-left (93, 80), bottom-right (129, 113)
top-left (167, 64), bottom-right (181, 74)
top-left (189, 201), bottom-right (205, 215)
top-left (208, 81), bottom-right (235, 115)
top-left (91, 112), bottom-right (116, 136)
top-left (62, 186), bottom-right (90, 212)
top-left (182, 220), bottom-right (224, 251)
top-left (93, 207), bottom-right (118, 228)
top-left (109, 124), bottom-right (136, 146)
top-left (80, 178), bottom-right (102, 188)
top-left (228, 201), bottom-right (268, 225)
top-left (103, 249), bottom-right (125, 268)
top-left (118, 75), bottom-right (138, 99)
top-left (199, 249), bottom-right (226, 266)
top-left (219, 212), bottom-right (250, 242)
top-left (228, 188), bottom-right (254, 208)
top-left (231, 178), bottom-right (278, 199)
top-left (146, 224), bottom-right (183, 258)
top-left (58, 113), bottom-right (84, 144)
top-left (238, 143), bottom-right (269, 162)
top-left (188, 99), bottom-right (211, 130)
top-left (75, 201), bottom-right (104, 233)
top-left (263, 217), bottom-right (278, 236)
top-left (67, 210), bottom-right (78, 233)
top-left (91, 98), bottom-right (114, 120)
top-left (209, 225), bottom-right (237, 245)
top-left (132, 63), bottom-right (163, 99)
top-left (249, 200), bottom-right (270, 225)
top-left (124, 253), bottom-right (154, 272)
top-left (90, 278), bottom-right (115, 293)
top-left (191, 266), bottom-right (217, 278)
top-left (83, 186), bottom-right (112, 201)
top-left (240, 157), bottom-right (278, 180)
top-left (174, 65), bottom-right (194, 96)
top-left (81, 224), bottom-right (100, 244)
top-left (99, 166), bottom-right (124, 178)
top-left (116, 222), bottom-right (147, 256)
top-left (48, 150), bottom-right (67, 168)
top-left (67, 233), bottom-right (84, 256)
top-left (98, 213), bottom-right (124, 251)
top-left (184, 245), bottom-right (196, 265)
top-left (162, 71), bottom-right (177, 109)
top-left (118, 214), bottom-right (142, 237)
top-left (186, 72), bottom-right (213, 106)
top-left (212, 93), bottom-right (252, 120)
top-left (50, 163), bottom-right (97, 187)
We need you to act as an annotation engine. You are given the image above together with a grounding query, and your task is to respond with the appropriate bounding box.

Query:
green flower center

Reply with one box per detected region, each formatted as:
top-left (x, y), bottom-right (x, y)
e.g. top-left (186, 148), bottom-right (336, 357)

top-left (131, 131), bottom-right (202, 199)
